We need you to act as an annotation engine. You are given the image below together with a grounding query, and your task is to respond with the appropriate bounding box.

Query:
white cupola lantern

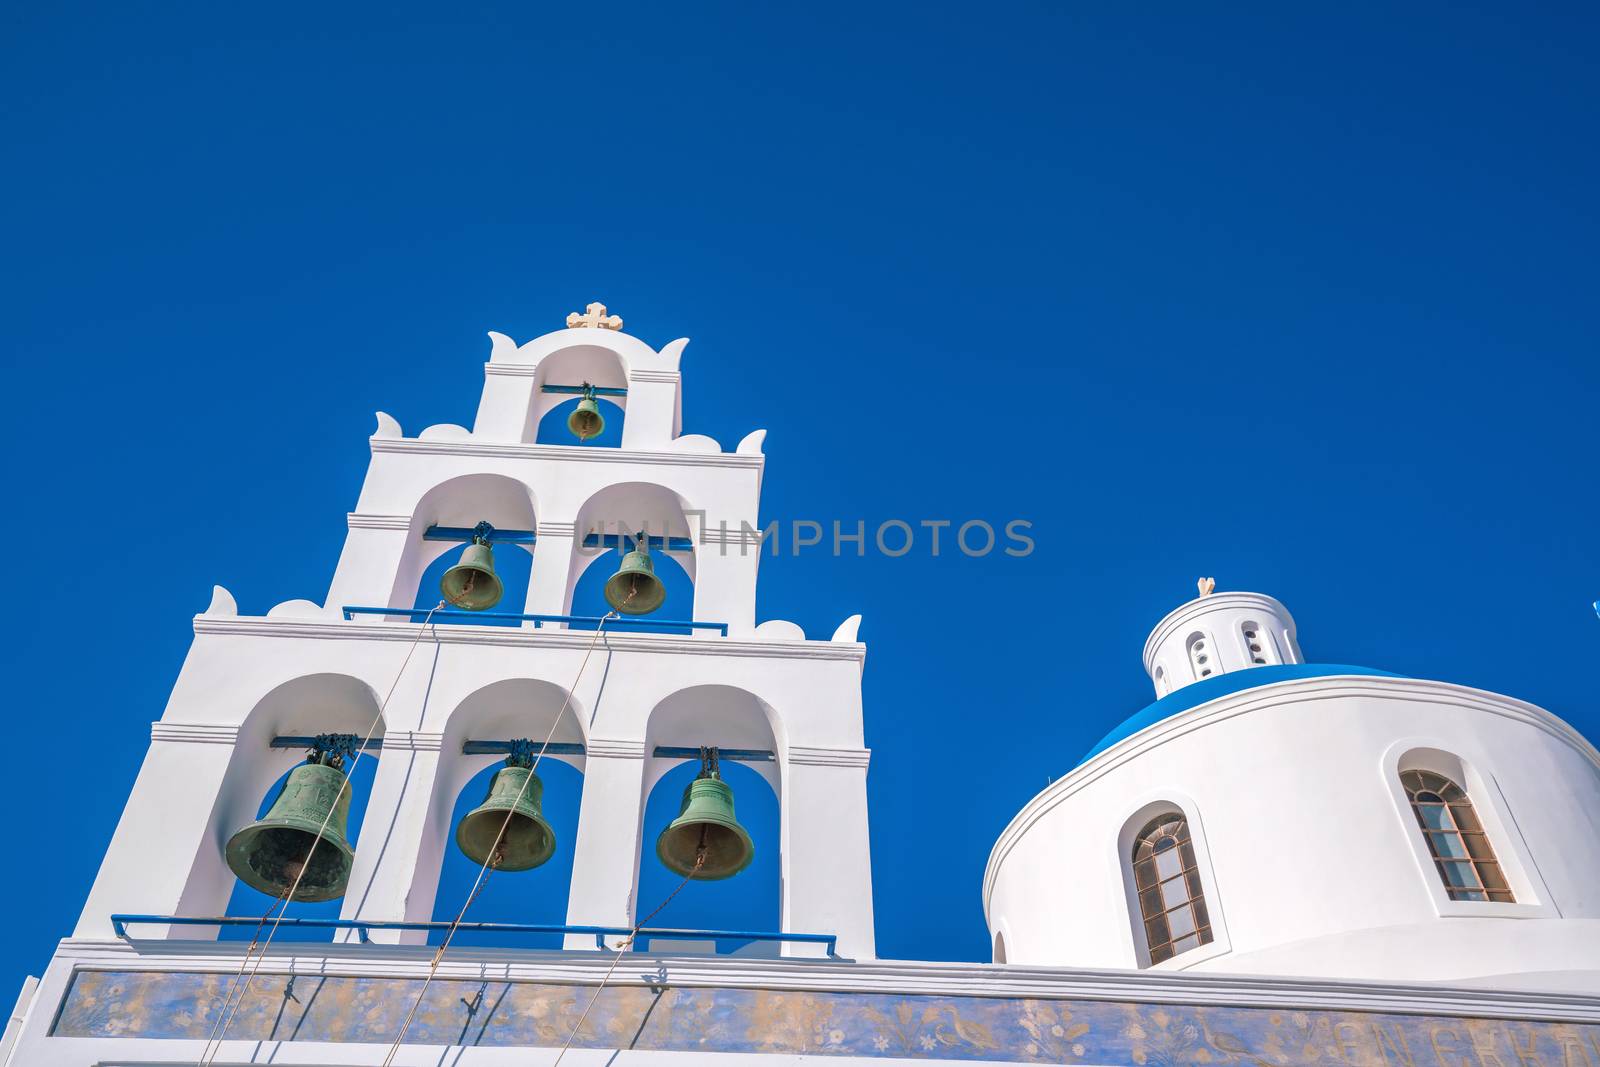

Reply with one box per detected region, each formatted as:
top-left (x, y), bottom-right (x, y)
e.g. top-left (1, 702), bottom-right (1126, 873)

top-left (1142, 580), bottom-right (1303, 698)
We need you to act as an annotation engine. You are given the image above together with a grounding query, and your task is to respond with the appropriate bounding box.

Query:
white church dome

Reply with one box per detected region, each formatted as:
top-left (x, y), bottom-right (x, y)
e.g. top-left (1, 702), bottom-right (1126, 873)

top-left (984, 587), bottom-right (1600, 992)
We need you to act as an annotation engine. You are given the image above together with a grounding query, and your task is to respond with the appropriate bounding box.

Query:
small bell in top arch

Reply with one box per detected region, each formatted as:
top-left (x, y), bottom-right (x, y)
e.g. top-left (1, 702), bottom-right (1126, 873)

top-left (224, 736), bottom-right (358, 902)
top-left (656, 748), bottom-right (754, 880)
top-left (603, 533), bottom-right (666, 615)
top-left (441, 525), bottom-right (504, 611)
top-left (567, 384), bottom-right (604, 442)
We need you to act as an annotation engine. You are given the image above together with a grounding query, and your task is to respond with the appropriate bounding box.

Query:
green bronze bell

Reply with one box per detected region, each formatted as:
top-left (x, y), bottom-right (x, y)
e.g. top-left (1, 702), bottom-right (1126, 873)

top-left (455, 762), bottom-right (556, 871)
top-left (603, 534), bottom-right (666, 615)
top-left (656, 751), bottom-right (754, 880)
top-left (567, 385), bottom-right (604, 442)
top-left (225, 759), bottom-right (356, 902)
top-left (441, 538), bottom-right (503, 611)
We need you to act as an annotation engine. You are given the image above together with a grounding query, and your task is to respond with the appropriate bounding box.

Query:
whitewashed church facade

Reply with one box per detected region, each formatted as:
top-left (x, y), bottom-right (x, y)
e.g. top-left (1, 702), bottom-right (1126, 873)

top-left (3, 307), bottom-right (1599, 1065)
top-left (986, 590), bottom-right (1600, 991)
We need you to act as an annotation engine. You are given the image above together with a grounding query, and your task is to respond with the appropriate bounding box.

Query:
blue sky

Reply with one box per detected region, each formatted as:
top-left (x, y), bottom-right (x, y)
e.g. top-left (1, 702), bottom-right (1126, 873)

top-left (2, 2), bottom-right (1598, 982)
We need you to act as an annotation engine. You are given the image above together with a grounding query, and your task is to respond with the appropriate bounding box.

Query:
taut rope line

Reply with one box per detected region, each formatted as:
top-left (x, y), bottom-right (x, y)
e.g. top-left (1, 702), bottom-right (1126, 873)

top-left (378, 604), bottom-right (627, 1066)
top-left (550, 846), bottom-right (707, 1066)
top-left (197, 600), bottom-right (448, 1066)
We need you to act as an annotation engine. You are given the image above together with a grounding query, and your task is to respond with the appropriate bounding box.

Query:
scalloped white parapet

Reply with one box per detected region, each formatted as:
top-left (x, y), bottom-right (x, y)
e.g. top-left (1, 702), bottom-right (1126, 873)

top-left (419, 423), bottom-right (472, 441)
top-left (487, 330), bottom-right (519, 361)
top-left (372, 411), bottom-right (403, 439)
top-left (657, 337), bottom-right (689, 372)
top-left (832, 615), bottom-right (862, 642)
top-left (267, 599), bottom-right (336, 619)
top-left (736, 429), bottom-right (767, 456)
top-left (203, 585), bottom-right (237, 617)
top-left (754, 619), bottom-right (806, 641)
top-left (662, 434), bottom-right (722, 455)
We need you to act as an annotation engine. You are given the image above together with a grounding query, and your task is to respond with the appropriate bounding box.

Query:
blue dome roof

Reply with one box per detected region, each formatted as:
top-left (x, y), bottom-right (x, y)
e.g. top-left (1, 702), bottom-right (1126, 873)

top-left (1079, 663), bottom-right (1403, 766)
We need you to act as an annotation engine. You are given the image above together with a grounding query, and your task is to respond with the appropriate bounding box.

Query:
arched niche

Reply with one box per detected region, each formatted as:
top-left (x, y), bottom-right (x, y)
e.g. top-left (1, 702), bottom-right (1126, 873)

top-left (388, 473), bottom-right (539, 615)
top-left (184, 673), bottom-right (385, 931)
top-left (527, 344), bottom-right (630, 445)
top-left (567, 480), bottom-right (698, 619)
top-left (634, 685), bottom-right (783, 951)
top-left (643, 685), bottom-right (781, 796)
top-left (403, 679), bottom-right (589, 929)
top-left (430, 757), bottom-right (584, 947)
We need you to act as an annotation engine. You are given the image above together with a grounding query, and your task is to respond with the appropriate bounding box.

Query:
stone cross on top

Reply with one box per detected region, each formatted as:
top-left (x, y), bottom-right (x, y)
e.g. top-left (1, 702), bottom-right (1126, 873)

top-left (566, 302), bottom-right (623, 331)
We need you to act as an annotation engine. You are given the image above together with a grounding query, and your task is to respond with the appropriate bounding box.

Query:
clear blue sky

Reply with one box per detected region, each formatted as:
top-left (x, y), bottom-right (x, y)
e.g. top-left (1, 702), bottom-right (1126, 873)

top-left (3, 2), bottom-right (1598, 981)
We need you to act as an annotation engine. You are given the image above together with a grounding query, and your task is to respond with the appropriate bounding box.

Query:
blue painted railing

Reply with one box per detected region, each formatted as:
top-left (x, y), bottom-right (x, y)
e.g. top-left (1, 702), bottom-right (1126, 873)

top-left (109, 915), bottom-right (836, 956)
top-left (340, 606), bottom-right (728, 637)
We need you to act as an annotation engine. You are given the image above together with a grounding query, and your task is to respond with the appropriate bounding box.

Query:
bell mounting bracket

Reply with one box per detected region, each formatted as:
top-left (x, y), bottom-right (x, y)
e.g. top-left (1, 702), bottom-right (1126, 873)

top-left (308, 732), bottom-right (360, 769)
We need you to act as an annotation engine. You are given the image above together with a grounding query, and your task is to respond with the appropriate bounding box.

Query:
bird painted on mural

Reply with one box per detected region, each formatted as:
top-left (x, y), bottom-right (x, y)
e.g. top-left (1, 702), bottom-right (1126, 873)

top-left (936, 1008), bottom-right (998, 1050)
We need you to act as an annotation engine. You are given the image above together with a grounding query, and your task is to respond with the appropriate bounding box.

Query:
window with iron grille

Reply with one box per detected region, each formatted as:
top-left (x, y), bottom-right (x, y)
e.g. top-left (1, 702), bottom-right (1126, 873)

top-left (1131, 813), bottom-right (1213, 964)
top-left (1401, 770), bottom-right (1514, 903)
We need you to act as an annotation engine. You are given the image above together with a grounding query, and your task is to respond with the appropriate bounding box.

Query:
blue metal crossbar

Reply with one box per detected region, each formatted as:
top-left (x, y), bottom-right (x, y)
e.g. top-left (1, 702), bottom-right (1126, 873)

top-left (420, 527), bottom-right (693, 552)
top-left (108, 914), bottom-right (837, 956)
top-left (653, 746), bottom-right (775, 763)
top-left (269, 737), bottom-right (590, 757)
top-left (269, 737), bottom-right (773, 763)
top-left (339, 606), bottom-right (728, 637)
top-left (583, 533), bottom-right (695, 552)
top-left (461, 740), bottom-right (586, 757)
top-left (424, 525), bottom-right (537, 544)
top-left (541, 384), bottom-right (628, 397)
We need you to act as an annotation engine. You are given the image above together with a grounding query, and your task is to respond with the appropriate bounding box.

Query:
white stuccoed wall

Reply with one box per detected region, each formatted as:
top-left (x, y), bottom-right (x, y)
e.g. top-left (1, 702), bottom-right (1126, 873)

top-left (74, 322), bottom-right (877, 961)
top-left (986, 593), bottom-right (1600, 991)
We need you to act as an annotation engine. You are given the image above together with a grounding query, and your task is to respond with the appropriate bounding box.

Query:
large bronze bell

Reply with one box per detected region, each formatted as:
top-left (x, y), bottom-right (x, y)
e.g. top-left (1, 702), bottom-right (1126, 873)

top-left (455, 763), bottom-right (556, 871)
top-left (441, 539), bottom-right (504, 611)
top-left (567, 385), bottom-right (604, 442)
top-left (656, 751), bottom-right (754, 880)
top-left (225, 759), bottom-right (356, 902)
top-left (603, 535), bottom-right (666, 615)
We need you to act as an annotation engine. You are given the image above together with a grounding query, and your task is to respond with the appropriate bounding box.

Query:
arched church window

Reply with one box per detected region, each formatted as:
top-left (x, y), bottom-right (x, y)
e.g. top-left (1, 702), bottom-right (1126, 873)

top-left (1185, 633), bottom-right (1214, 680)
top-left (1131, 813), bottom-right (1213, 964)
top-left (1401, 770), bottom-right (1513, 902)
top-left (1240, 621), bottom-right (1275, 666)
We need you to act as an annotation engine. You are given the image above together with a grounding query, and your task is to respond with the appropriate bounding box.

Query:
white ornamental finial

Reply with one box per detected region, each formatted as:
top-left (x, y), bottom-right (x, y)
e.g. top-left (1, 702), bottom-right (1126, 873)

top-left (1198, 576), bottom-right (1216, 597)
top-left (566, 302), bottom-right (623, 331)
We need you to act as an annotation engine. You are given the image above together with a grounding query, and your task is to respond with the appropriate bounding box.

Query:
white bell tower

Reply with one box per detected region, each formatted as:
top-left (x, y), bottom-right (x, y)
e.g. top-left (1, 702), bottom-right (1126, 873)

top-left (74, 303), bottom-right (877, 959)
